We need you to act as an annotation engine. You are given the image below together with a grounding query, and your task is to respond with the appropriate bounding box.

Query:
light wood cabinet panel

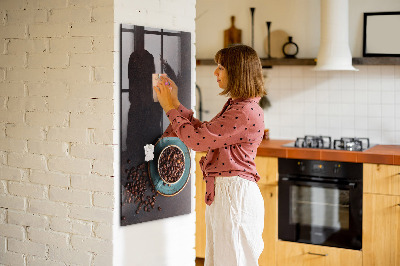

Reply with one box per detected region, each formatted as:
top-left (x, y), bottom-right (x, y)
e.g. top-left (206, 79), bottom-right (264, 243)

top-left (364, 164), bottom-right (400, 196)
top-left (255, 156), bottom-right (278, 186)
top-left (259, 185), bottom-right (278, 266)
top-left (277, 241), bottom-right (362, 266)
top-left (363, 193), bottom-right (400, 266)
top-left (195, 152), bottom-right (207, 258)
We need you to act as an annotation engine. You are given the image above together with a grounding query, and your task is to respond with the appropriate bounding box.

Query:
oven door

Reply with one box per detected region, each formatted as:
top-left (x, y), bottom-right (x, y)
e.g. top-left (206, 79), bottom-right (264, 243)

top-left (278, 176), bottom-right (362, 250)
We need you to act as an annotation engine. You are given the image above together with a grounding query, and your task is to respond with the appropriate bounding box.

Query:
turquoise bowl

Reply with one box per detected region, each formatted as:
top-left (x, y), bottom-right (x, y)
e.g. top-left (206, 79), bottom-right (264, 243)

top-left (148, 137), bottom-right (191, 196)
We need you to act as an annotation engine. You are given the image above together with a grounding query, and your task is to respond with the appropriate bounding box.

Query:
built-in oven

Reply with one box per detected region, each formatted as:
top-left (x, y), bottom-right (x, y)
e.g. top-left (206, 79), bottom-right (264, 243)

top-left (278, 158), bottom-right (363, 250)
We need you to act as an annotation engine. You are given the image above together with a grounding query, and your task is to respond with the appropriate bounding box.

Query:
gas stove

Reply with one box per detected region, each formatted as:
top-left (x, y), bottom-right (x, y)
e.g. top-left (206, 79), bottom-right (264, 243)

top-left (283, 135), bottom-right (373, 151)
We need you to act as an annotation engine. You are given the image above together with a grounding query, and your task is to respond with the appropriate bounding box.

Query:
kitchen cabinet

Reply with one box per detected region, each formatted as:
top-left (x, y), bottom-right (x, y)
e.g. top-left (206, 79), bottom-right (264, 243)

top-left (195, 156), bottom-right (400, 265)
top-left (195, 153), bottom-right (279, 266)
top-left (363, 193), bottom-right (400, 266)
top-left (195, 151), bottom-right (207, 258)
top-left (259, 184), bottom-right (278, 266)
top-left (363, 163), bottom-right (400, 266)
top-left (276, 241), bottom-right (362, 266)
top-left (255, 156), bottom-right (278, 186)
top-left (256, 156), bottom-right (278, 266)
top-left (363, 163), bottom-right (400, 196)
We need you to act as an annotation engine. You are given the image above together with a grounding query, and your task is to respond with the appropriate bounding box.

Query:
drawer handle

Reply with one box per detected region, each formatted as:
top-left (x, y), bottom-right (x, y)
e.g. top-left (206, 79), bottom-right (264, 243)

top-left (307, 252), bottom-right (328, 256)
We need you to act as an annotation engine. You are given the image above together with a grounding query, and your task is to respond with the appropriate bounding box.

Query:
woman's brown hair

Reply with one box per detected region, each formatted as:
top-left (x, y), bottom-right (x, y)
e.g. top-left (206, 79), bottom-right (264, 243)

top-left (214, 44), bottom-right (266, 99)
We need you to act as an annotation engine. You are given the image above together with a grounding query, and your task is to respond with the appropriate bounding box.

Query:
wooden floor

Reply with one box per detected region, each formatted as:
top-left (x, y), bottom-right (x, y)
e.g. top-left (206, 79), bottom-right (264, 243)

top-left (195, 257), bottom-right (204, 266)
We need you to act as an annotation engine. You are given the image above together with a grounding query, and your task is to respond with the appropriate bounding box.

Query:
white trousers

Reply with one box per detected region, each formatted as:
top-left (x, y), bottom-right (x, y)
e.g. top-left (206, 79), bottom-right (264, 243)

top-left (205, 176), bottom-right (264, 266)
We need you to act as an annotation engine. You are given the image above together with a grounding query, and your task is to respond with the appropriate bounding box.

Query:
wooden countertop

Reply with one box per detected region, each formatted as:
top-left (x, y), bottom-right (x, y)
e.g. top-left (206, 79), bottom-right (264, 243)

top-left (257, 139), bottom-right (400, 165)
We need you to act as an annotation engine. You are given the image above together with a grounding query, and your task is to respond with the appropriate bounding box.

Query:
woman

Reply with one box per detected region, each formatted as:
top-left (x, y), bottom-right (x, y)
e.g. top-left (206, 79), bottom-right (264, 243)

top-left (153, 44), bottom-right (266, 266)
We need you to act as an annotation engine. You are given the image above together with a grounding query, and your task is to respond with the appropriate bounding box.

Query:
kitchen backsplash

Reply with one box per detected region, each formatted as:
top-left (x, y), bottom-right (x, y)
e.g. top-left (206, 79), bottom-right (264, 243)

top-left (196, 65), bottom-right (400, 145)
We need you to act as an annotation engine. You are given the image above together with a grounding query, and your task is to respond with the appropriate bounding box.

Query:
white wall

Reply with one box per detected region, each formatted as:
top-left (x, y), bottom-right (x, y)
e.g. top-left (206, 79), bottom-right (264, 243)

top-left (197, 64), bottom-right (400, 145)
top-left (196, 0), bottom-right (400, 145)
top-left (265, 65), bottom-right (400, 144)
top-left (113, 1), bottom-right (197, 266)
top-left (196, 0), bottom-right (400, 58)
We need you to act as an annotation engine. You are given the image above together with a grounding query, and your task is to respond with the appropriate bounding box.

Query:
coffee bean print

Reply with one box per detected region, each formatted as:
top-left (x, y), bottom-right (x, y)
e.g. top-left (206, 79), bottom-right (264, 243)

top-left (122, 161), bottom-right (161, 216)
top-left (158, 146), bottom-right (185, 183)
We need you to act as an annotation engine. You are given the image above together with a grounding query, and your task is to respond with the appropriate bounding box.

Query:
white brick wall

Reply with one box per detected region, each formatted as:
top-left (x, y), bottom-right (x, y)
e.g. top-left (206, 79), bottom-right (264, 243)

top-left (0, 0), bottom-right (114, 265)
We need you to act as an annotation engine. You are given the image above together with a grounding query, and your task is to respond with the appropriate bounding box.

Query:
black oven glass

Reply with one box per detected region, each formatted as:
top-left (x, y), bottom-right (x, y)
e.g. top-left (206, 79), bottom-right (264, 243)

top-left (278, 158), bottom-right (362, 250)
top-left (291, 186), bottom-right (350, 230)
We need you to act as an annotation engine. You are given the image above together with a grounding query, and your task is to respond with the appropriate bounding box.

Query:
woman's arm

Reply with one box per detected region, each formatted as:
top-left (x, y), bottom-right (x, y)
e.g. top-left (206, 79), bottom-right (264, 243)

top-left (165, 106), bottom-right (249, 152)
top-left (154, 76), bottom-right (206, 140)
top-left (175, 102), bottom-right (202, 128)
top-left (161, 102), bottom-right (203, 138)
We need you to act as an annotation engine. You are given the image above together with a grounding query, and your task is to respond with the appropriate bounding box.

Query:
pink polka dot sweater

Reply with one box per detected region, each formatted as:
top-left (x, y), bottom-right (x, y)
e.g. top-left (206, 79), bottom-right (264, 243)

top-left (163, 97), bottom-right (265, 205)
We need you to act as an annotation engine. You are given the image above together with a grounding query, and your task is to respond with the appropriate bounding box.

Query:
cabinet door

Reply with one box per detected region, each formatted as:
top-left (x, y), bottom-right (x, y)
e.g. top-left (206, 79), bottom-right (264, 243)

top-left (363, 193), bottom-right (400, 266)
top-left (195, 152), bottom-right (207, 258)
top-left (259, 185), bottom-right (278, 266)
top-left (255, 156), bottom-right (278, 186)
top-left (364, 164), bottom-right (400, 196)
top-left (277, 241), bottom-right (362, 266)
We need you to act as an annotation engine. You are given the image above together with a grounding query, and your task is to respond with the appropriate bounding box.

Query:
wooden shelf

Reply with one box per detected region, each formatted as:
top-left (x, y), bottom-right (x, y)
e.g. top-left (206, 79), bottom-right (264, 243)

top-left (260, 58), bottom-right (316, 66)
top-left (196, 57), bottom-right (400, 67)
top-left (196, 58), bottom-right (315, 68)
top-left (352, 57), bottom-right (400, 65)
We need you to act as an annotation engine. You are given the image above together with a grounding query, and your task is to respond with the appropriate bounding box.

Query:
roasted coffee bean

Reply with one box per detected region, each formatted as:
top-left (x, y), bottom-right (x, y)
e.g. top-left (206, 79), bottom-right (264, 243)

top-left (122, 161), bottom-right (161, 217)
top-left (158, 207), bottom-right (162, 211)
top-left (158, 146), bottom-right (185, 183)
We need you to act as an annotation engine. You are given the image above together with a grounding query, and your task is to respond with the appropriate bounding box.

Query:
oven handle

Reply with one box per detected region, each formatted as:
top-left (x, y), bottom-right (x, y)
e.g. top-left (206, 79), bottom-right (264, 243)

top-left (280, 177), bottom-right (357, 189)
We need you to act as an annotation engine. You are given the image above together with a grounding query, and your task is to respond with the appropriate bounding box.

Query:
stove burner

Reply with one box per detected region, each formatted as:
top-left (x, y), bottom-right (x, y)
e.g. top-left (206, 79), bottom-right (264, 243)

top-left (295, 135), bottom-right (332, 149)
top-left (286, 136), bottom-right (372, 151)
top-left (333, 137), bottom-right (370, 151)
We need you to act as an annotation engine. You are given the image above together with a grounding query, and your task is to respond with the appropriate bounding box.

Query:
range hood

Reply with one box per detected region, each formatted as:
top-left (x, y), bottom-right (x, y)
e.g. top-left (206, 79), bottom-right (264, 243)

top-left (314, 0), bottom-right (358, 71)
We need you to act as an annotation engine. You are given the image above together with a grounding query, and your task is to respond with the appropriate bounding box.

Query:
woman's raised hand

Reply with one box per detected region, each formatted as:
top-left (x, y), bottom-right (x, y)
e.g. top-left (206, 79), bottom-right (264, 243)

top-left (153, 76), bottom-right (175, 113)
top-left (160, 76), bottom-right (180, 108)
